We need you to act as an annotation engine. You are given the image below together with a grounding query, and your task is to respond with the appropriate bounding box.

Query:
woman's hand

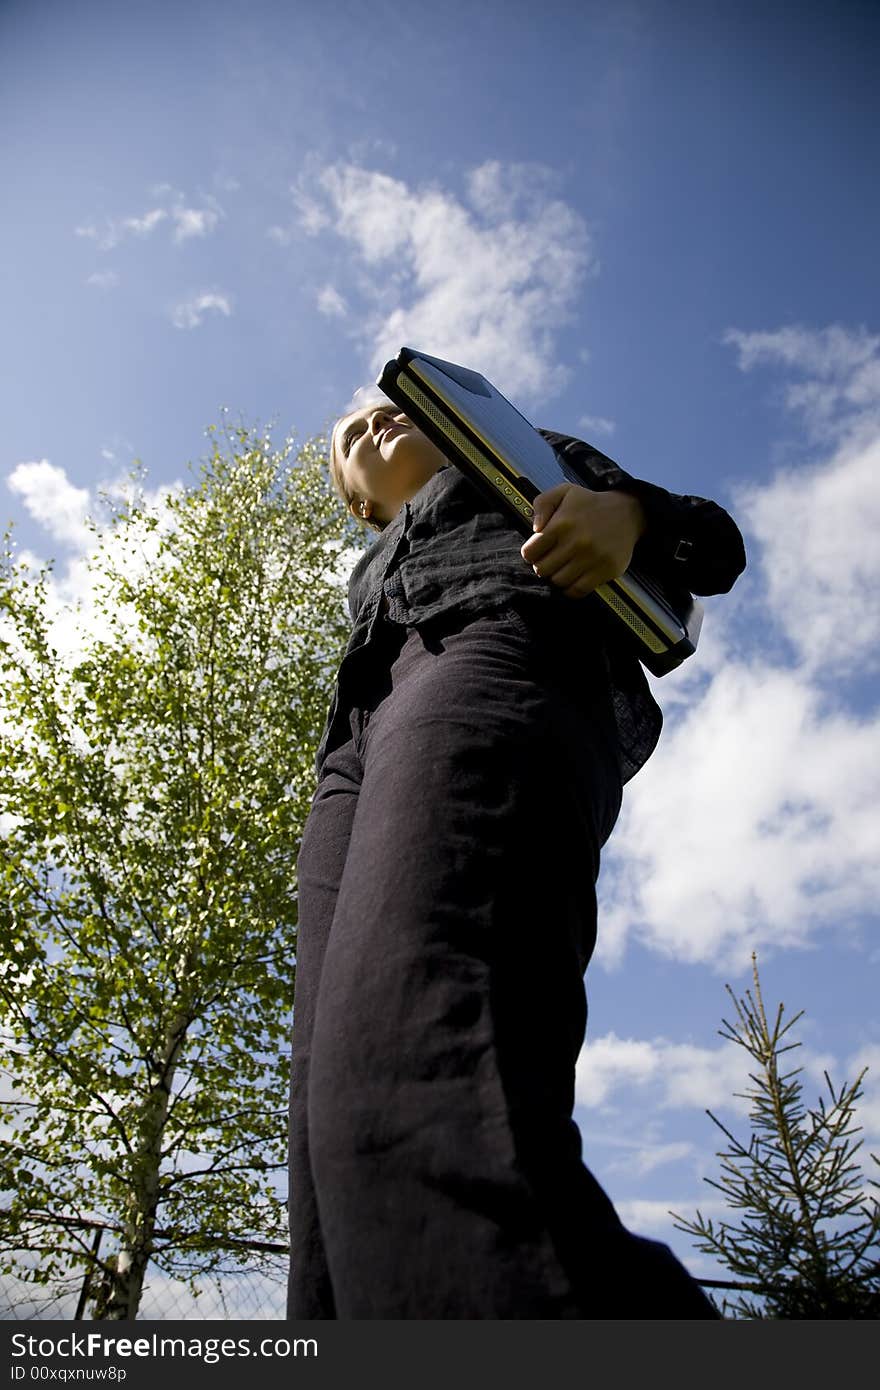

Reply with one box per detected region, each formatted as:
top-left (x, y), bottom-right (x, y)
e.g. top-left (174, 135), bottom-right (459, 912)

top-left (520, 483), bottom-right (647, 598)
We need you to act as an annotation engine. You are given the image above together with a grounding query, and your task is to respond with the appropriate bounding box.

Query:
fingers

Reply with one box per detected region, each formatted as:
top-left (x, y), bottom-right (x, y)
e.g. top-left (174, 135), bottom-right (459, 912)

top-left (521, 485), bottom-right (639, 598)
top-left (520, 528), bottom-right (556, 563)
top-left (524, 527), bottom-right (612, 580)
top-left (558, 570), bottom-right (603, 599)
top-left (522, 496), bottom-right (583, 564)
top-left (524, 542), bottom-right (601, 595)
top-left (522, 529), bottom-right (616, 596)
top-left (525, 540), bottom-right (578, 580)
top-left (530, 482), bottom-right (573, 533)
top-left (536, 555), bottom-right (603, 597)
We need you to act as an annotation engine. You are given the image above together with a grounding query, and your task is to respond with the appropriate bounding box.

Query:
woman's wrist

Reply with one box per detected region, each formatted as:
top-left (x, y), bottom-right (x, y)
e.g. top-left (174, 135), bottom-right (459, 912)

top-left (614, 489), bottom-right (649, 543)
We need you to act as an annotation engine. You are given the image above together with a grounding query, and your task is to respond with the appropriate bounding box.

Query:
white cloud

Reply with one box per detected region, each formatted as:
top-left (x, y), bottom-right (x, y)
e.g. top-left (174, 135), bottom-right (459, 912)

top-left (578, 413), bottom-right (616, 437)
top-left (465, 159), bottom-right (561, 221)
top-left (7, 461), bottom-right (91, 548)
top-left (621, 1141), bottom-right (695, 1177)
top-left (292, 159), bottom-right (594, 406)
top-left (291, 190), bottom-right (329, 237)
top-left (576, 1033), bottom-right (659, 1105)
top-left (317, 284), bottom-right (347, 318)
top-left (734, 401), bottom-right (880, 679)
top-left (725, 323), bottom-right (880, 392)
top-left (613, 1197), bottom-right (733, 1284)
top-left (575, 1028), bottom-right (861, 1136)
top-left (122, 208), bottom-right (167, 238)
top-left (267, 224), bottom-right (293, 246)
top-left (599, 662), bottom-right (880, 969)
top-left (595, 324), bottom-right (880, 972)
top-left (575, 1033), bottom-right (752, 1113)
top-left (3, 460), bottom-right (183, 666)
top-left (580, 1127), bottom-right (699, 1182)
top-left (724, 323), bottom-right (880, 441)
top-left (616, 1196), bottom-right (726, 1237)
top-left (847, 1044), bottom-right (880, 1145)
top-left (77, 209), bottom-right (168, 250)
top-left (170, 206), bottom-right (220, 242)
top-left (74, 190), bottom-right (222, 253)
top-left (75, 222), bottom-right (116, 250)
top-left (86, 270), bottom-right (119, 290)
top-left (171, 292), bottom-right (233, 330)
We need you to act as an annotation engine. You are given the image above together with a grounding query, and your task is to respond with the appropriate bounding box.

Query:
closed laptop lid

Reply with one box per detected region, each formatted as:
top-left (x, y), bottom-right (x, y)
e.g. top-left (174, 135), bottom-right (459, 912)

top-left (389, 348), bottom-right (571, 495)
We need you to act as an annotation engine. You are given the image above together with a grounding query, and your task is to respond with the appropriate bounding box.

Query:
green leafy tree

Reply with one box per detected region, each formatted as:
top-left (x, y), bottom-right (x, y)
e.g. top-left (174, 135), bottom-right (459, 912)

top-left (673, 956), bottom-right (880, 1318)
top-left (0, 421), bottom-right (359, 1318)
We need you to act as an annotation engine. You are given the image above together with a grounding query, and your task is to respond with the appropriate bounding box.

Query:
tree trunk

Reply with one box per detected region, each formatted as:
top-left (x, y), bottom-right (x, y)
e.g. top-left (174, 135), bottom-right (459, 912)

top-left (99, 1005), bottom-right (190, 1319)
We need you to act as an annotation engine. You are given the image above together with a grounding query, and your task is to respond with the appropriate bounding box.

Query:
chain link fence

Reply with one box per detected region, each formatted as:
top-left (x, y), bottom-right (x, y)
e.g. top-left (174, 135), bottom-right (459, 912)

top-left (1, 1265), bottom-right (288, 1321)
top-left (1, 1212), bottom-right (790, 1320)
top-left (0, 1214), bottom-right (288, 1320)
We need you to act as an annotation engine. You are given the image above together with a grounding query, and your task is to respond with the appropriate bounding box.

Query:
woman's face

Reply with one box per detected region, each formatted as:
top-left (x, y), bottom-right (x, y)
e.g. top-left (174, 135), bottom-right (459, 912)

top-left (332, 404), bottom-right (447, 525)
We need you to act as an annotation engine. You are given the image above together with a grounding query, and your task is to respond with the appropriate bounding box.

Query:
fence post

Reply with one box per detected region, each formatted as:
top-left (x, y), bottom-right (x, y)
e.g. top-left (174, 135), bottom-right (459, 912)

top-left (73, 1227), bottom-right (103, 1321)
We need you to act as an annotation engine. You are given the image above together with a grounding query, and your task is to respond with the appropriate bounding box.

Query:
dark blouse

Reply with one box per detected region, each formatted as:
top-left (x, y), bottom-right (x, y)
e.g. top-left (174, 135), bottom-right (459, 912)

top-left (316, 431), bottom-right (746, 784)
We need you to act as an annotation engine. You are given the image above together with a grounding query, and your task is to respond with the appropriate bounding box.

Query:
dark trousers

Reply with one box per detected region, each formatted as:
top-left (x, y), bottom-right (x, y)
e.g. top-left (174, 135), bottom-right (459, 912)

top-left (288, 605), bottom-right (718, 1319)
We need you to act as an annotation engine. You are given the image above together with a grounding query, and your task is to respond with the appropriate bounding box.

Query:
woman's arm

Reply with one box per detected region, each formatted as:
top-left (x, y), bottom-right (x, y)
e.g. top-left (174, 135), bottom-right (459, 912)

top-left (533, 430), bottom-right (747, 598)
top-left (521, 484), bottom-right (648, 600)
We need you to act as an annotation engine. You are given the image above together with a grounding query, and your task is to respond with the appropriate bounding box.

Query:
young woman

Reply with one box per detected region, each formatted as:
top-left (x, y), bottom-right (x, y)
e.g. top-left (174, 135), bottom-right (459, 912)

top-left (287, 400), bottom-right (746, 1319)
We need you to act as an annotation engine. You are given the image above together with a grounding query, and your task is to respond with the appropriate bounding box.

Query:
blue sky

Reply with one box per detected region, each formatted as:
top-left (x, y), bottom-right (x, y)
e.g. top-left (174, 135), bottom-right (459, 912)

top-left (2, 0), bottom-right (879, 1314)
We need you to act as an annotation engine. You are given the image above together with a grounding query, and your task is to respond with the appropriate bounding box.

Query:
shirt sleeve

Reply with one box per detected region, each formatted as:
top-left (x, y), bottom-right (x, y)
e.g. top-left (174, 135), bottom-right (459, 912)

top-left (538, 429), bottom-right (747, 597)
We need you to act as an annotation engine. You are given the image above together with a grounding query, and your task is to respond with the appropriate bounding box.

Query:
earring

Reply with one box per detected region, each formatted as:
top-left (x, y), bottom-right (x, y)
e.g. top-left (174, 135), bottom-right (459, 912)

top-left (360, 501), bottom-right (369, 517)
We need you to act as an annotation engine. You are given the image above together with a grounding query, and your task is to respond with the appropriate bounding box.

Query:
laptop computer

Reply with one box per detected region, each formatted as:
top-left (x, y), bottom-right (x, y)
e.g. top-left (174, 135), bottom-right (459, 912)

top-left (376, 347), bottom-right (704, 676)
